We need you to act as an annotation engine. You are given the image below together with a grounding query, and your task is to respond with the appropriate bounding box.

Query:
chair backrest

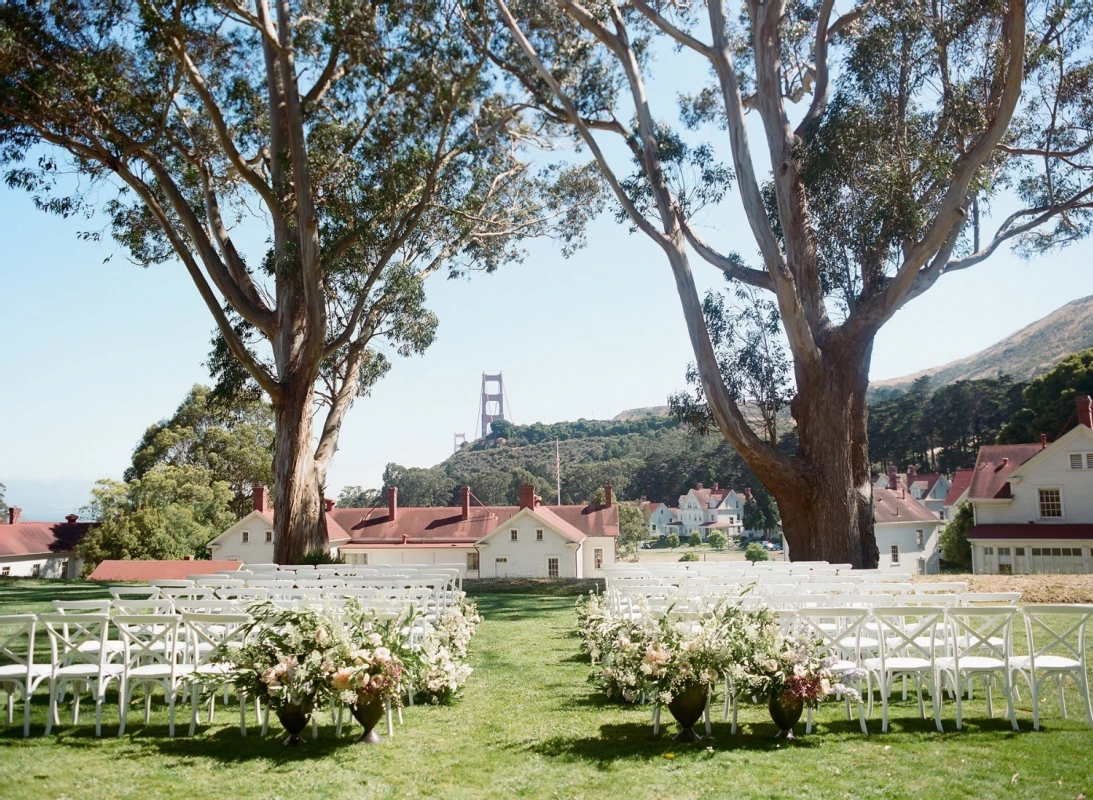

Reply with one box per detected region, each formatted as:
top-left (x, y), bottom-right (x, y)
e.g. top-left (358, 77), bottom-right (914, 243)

top-left (214, 587), bottom-right (270, 602)
top-left (1021, 605), bottom-right (1093, 670)
top-left (960, 592), bottom-right (1021, 606)
top-left (113, 614), bottom-right (182, 669)
top-left (871, 606), bottom-right (946, 666)
top-left (946, 606), bottom-right (1016, 666)
top-left (148, 579), bottom-right (195, 589)
top-left (39, 612), bottom-right (111, 670)
top-left (182, 612), bottom-right (252, 667)
top-left (0, 615), bottom-right (37, 675)
top-left (112, 599), bottom-right (175, 615)
top-left (890, 593), bottom-right (960, 608)
top-left (52, 600), bottom-right (112, 614)
top-left (108, 586), bottom-right (160, 601)
top-left (795, 607), bottom-right (871, 660)
top-left (159, 587), bottom-right (217, 602)
top-left (914, 581), bottom-right (968, 595)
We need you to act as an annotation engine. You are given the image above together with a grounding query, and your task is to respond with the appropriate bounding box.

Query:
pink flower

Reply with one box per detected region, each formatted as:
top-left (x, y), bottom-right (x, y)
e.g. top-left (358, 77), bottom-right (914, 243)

top-left (331, 668), bottom-right (354, 691)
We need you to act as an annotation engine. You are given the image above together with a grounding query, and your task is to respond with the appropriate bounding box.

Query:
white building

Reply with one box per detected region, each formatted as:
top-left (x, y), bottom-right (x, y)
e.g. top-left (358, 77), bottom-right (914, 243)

top-left (646, 502), bottom-right (675, 538)
top-left (207, 486), bottom-right (351, 562)
top-left (873, 468), bottom-right (952, 518)
top-left (967, 396), bottom-right (1093, 574)
top-left (943, 468), bottom-right (974, 520)
top-left (663, 483), bottom-right (745, 541)
top-left (0, 507), bottom-right (86, 579)
top-left (873, 479), bottom-right (943, 574)
top-left (210, 484), bottom-right (620, 578)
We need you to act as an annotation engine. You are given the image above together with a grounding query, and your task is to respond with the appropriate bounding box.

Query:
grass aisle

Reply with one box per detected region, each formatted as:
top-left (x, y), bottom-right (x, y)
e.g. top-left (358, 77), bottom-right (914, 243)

top-left (0, 590), bottom-right (1091, 799)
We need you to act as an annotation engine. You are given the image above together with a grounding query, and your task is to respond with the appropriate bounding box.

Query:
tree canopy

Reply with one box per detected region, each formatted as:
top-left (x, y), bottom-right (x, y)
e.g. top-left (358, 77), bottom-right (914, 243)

top-left (998, 348), bottom-right (1093, 443)
top-left (76, 464), bottom-right (236, 571)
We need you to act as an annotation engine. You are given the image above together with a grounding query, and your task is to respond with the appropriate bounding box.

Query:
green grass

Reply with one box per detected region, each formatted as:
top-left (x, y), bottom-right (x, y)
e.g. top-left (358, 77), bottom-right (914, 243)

top-left (1, 580), bottom-right (1092, 799)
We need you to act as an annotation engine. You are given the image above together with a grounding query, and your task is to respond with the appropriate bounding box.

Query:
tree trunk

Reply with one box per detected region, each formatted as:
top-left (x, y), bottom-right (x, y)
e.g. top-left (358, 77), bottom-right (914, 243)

top-left (271, 376), bottom-right (328, 563)
top-left (764, 338), bottom-right (879, 568)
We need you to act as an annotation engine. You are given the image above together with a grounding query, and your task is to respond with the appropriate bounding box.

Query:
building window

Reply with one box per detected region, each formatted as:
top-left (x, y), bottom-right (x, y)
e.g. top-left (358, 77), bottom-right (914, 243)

top-left (344, 552), bottom-right (369, 565)
top-left (651, 524), bottom-right (657, 532)
top-left (984, 547), bottom-right (994, 556)
top-left (536, 529), bottom-right (544, 541)
top-left (547, 557), bottom-right (559, 578)
top-left (467, 551), bottom-right (480, 571)
top-left (890, 545), bottom-right (899, 564)
top-left (1, 567), bottom-right (9, 576)
top-left (1038, 488), bottom-right (1063, 518)
top-left (915, 530), bottom-right (924, 548)
top-left (1070, 453), bottom-right (1083, 470)
top-left (1015, 548), bottom-right (1025, 556)
top-left (265, 530), bottom-right (273, 543)
top-left (510, 530), bottom-right (518, 542)
top-left (31, 564), bottom-right (41, 578)
top-left (998, 564), bottom-right (1013, 575)
top-left (594, 548), bottom-right (604, 570)
top-left (241, 531), bottom-right (249, 543)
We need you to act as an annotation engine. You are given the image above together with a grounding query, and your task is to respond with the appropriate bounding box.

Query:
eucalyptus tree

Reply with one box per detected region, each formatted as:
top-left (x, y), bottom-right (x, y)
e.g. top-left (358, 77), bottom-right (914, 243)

top-left (486, 0), bottom-right (1093, 566)
top-left (0, 0), bottom-right (599, 560)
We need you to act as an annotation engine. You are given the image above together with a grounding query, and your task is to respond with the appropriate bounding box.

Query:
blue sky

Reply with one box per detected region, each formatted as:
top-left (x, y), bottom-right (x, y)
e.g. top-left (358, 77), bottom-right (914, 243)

top-left (3, 43), bottom-right (1092, 521)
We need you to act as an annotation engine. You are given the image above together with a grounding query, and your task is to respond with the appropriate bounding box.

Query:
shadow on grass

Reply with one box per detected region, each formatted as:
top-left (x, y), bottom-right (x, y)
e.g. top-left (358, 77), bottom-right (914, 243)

top-left (473, 594), bottom-right (572, 621)
top-left (0, 582), bottom-right (112, 608)
top-left (145, 725), bottom-right (351, 763)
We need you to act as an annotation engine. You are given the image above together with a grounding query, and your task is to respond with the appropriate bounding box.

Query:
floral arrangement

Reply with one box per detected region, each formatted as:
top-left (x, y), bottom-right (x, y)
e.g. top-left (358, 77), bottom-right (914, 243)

top-left (743, 620), bottom-right (867, 705)
top-left (414, 600), bottom-right (479, 703)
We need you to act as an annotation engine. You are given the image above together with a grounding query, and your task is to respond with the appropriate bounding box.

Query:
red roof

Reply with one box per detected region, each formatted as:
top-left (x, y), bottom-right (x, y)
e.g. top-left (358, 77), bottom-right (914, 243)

top-left (329, 502), bottom-right (619, 546)
top-left (253, 511), bottom-right (351, 543)
top-left (966, 444), bottom-right (1043, 500)
top-left (87, 560), bottom-right (246, 582)
top-left (873, 486), bottom-right (939, 524)
top-left (967, 524), bottom-right (1093, 541)
top-left (0, 520), bottom-right (92, 558)
top-left (944, 469), bottom-right (975, 506)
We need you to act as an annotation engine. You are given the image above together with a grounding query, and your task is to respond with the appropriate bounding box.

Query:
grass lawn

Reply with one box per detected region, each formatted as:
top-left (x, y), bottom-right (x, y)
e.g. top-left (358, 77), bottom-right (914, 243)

top-left (1, 581), bottom-right (1091, 799)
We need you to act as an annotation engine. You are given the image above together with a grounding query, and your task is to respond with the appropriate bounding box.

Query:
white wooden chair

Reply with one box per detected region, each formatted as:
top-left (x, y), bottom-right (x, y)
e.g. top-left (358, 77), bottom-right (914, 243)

top-left (1010, 605), bottom-right (1093, 730)
top-left (115, 614), bottom-right (190, 737)
top-left (862, 607), bottom-right (945, 732)
top-left (39, 613), bottom-right (122, 737)
top-left (182, 612), bottom-right (253, 736)
top-left (796, 607), bottom-right (870, 734)
top-left (937, 606), bottom-right (1019, 731)
top-left (0, 615), bottom-right (50, 736)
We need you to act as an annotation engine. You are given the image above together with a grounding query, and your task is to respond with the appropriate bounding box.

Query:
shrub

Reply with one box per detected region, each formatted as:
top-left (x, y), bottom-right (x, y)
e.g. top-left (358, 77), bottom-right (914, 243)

top-left (679, 552), bottom-right (700, 562)
top-left (688, 531), bottom-right (703, 547)
top-left (707, 530), bottom-right (728, 550)
top-left (939, 502), bottom-right (973, 568)
top-left (297, 548), bottom-right (345, 565)
top-left (665, 533), bottom-right (680, 548)
top-left (744, 542), bottom-right (770, 563)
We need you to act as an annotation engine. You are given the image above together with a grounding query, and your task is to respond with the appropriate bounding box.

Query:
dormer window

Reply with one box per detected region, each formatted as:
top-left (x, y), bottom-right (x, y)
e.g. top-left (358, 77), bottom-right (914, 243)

top-left (511, 529), bottom-right (518, 542)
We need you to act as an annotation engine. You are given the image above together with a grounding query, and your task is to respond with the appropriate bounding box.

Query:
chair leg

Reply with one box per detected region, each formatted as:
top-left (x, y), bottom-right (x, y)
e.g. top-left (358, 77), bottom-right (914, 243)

top-left (722, 677), bottom-right (731, 722)
top-left (805, 704), bottom-right (813, 735)
top-left (73, 688), bottom-right (81, 725)
top-left (118, 680), bottom-right (130, 736)
top-left (240, 695), bottom-right (247, 737)
top-left (652, 704), bottom-right (660, 736)
top-left (23, 685), bottom-right (32, 738)
top-left (1031, 674), bottom-right (1041, 731)
top-left (1080, 666), bottom-right (1093, 730)
top-left (704, 692), bottom-right (712, 736)
top-left (260, 704), bottom-right (269, 737)
top-left (385, 700), bottom-right (393, 737)
top-left (168, 685), bottom-right (176, 738)
top-left (985, 677), bottom-right (993, 718)
top-left (45, 680), bottom-right (58, 736)
top-left (731, 694), bottom-right (739, 735)
top-left (955, 673), bottom-right (963, 731)
top-left (1003, 671), bottom-right (1019, 732)
top-left (915, 678), bottom-right (925, 719)
top-left (189, 686), bottom-right (200, 736)
top-left (1058, 675), bottom-right (1067, 718)
top-left (144, 689), bottom-right (152, 725)
top-left (931, 675), bottom-right (944, 733)
top-left (902, 675), bottom-right (908, 702)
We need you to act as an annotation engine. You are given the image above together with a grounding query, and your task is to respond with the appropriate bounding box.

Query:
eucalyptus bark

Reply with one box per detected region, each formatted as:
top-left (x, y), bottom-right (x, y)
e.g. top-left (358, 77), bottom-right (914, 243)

top-left (271, 376), bottom-right (329, 563)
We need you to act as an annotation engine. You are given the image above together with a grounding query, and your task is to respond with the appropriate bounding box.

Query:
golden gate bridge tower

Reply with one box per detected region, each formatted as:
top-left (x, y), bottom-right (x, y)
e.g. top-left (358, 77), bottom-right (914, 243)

top-left (478, 372), bottom-right (507, 437)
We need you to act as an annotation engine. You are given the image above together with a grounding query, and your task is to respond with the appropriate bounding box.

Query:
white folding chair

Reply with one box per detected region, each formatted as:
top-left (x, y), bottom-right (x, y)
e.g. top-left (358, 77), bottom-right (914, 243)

top-left (108, 587), bottom-right (160, 601)
top-left (862, 607), bottom-right (945, 732)
top-left (1011, 605), bottom-right (1093, 730)
top-left (0, 615), bottom-right (50, 736)
top-left (39, 613), bottom-right (122, 737)
top-left (148, 580), bottom-right (195, 590)
top-left (960, 592), bottom-right (1021, 606)
top-left (114, 614), bottom-right (190, 736)
top-left (936, 606), bottom-right (1019, 731)
top-left (182, 613), bottom-right (253, 736)
top-left (796, 607), bottom-right (870, 734)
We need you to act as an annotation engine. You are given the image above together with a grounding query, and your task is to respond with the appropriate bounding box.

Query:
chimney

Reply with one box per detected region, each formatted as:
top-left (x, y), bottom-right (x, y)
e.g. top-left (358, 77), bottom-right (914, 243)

top-left (64, 514), bottom-right (78, 525)
top-left (324, 498), bottom-right (336, 513)
top-left (518, 483), bottom-right (536, 510)
top-left (907, 465), bottom-right (917, 479)
top-left (401, 533), bottom-right (409, 544)
top-left (8, 507), bottom-right (21, 525)
top-left (461, 486), bottom-right (470, 521)
top-left (252, 485), bottom-right (270, 515)
top-left (388, 486), bottom-right (398, 522)
top-left (604, 483), bottom-right (613, 507)
top-left (183, 555), bottom-right (194, 561)
top-left (1041, 433), bottom-right (1048, 450)
top-left (696, 482), bottom-right (704, 490)
top-left (888, 467), bottom-right (898, 491)
top-left (712, 482), bottom-right (719, 491)
top-left (1078, 395), bottom-right (1093, 429)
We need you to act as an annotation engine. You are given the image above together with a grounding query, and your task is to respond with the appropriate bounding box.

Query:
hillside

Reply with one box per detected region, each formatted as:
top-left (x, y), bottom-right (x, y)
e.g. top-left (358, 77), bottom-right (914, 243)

top-left (871, 294), bottom-right (1093, 394)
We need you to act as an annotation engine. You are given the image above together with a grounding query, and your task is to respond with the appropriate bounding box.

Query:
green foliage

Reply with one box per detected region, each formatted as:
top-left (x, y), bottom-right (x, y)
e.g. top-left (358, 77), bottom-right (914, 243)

top-left (939, 503), bottom-right (974, 569)
top-left (744, 543), bottom-right (770, 563)
top-left (687, 531), bottom-right (703, 547)
top-left (76, 465), bottom-right (236, 572)
top-left (337, 486), bottom-right (381, 508)
top-left (678, 552), bottom-right (700, 562)
top-left (998, 349), bottom-right (1093, 444)
top-left (870, 376), bottom-right (1026, 472)
top-left (615, 502), bottom-right (646, 562)
top-left (707, 530), bottom-right (728, 550)
top-left (743, 493), bottom-right (780, 536)
top-left (126, 385), bottom-right (273, 517)
top-left (0, 481), bottom-right (6, 517)
top-left (297, 549), bottom-right (345, 566)
top-left (381, 464), bottom-right (456, 507)
top-left (665, 533), bottom-right (681, 549)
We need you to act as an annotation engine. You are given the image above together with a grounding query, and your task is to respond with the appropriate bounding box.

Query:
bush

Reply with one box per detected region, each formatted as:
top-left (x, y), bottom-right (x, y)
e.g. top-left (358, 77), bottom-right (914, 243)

top-left (688, 531), bottom-right (702, 547)
top-left (678, 552), bottom-right (700, 562)
top-left (297, 548), bottom-right (345, 565)
top-left (665, 533), bottom-right (680, 548)
top-left (939, 502), bottom-right (973, 568)
top-left (744, 542), bottom-right (770, 563)
top-left (707, 530), bottom-right (728, 550)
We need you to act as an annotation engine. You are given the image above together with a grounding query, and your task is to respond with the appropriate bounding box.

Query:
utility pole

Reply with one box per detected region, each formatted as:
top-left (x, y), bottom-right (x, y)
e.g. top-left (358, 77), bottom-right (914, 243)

top-left (555, 438), bottom-right (562, 505)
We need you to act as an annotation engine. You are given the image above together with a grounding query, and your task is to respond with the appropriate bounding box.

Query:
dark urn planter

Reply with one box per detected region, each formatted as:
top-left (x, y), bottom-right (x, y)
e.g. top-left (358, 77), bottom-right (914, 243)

top-left (666, 683), bottom-right (708, 743)
top-left (768, 692), bottom-right (805, 740)
top-left (351, 694), bottom-right (385, 744)
top-left (276, 701), bottom-right (313, 746)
